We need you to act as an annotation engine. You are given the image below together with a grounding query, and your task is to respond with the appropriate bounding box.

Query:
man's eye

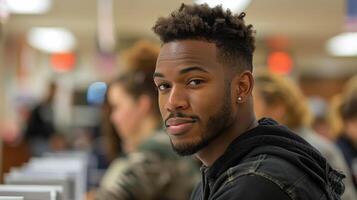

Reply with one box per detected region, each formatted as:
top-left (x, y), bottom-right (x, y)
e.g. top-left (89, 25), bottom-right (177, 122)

top-left (157, 83), bottom-right (170, 91)
top-left (188, 79), bottom-right (204, 86)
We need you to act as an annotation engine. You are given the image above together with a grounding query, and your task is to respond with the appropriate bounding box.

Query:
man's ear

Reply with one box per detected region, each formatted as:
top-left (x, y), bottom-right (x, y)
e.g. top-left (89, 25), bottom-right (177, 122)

top-left (232, 71), bottom-right (254, 104)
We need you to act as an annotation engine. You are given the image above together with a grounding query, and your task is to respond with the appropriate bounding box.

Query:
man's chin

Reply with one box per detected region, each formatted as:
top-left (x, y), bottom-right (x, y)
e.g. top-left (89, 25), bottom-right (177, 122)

top-left (170, 139), bottom-right (209, 156)
top-left (172, 145), bottom-right (198, 156)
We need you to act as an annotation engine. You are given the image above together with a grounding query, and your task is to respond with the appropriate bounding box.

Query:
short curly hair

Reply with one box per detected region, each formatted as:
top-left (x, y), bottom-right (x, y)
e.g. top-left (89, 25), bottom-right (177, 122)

top-left (152, 3), bottom-right (255, 71)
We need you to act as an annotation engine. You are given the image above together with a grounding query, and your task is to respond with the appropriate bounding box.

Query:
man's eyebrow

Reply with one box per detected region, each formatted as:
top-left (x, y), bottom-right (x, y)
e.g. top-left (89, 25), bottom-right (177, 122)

top-left (153, 72), bottom-right (164, 78)
top-left (153, 66), bottom-right (209, 79)
top-left (180, 66), bottom-right (209, 75)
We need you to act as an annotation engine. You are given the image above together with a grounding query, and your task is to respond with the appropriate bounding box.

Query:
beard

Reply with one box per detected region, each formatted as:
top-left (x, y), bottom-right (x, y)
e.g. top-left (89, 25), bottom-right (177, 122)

top-left (170, 83), bottom-right (235, 156)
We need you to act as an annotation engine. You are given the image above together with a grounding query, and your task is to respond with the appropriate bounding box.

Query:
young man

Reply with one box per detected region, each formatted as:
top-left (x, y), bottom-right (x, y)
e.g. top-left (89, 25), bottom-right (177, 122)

top-left (152, 3), bottom-right (345, 200)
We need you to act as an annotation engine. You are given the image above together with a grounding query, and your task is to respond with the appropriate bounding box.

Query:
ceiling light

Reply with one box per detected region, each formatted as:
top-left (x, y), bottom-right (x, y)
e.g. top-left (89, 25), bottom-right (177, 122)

top-left (195, 0), bottom-right (251, 12)
top-left (5, 0), bottom-right (52, 14)
top-left (27, 27), bottom-right (76, 53)
top-left (326, 32), bottom-right (357, 57)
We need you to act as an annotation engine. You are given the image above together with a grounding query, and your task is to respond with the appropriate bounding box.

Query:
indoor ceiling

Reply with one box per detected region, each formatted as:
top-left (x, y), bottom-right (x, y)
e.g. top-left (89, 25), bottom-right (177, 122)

top-left (4, 0), bottom-right (357, 76)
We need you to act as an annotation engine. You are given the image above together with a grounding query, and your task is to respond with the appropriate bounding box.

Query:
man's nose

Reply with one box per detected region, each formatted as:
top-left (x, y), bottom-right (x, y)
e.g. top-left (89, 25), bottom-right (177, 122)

top-left (165, 86), bottom-right (189, 112)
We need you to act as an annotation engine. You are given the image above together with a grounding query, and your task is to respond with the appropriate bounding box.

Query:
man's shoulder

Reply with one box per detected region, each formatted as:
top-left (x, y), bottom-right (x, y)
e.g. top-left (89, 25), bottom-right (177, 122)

top-left (226, 147), bottom-right (305, 178)
top-left (215, 174), bottom-right (291, 200)
top-left (191, 173), bottom-right (291, 200)
top-left (216, 150), bottom-right (326, 200)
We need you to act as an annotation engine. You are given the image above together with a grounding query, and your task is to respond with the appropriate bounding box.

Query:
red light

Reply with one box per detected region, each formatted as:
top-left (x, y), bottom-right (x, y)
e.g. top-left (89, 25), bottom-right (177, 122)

top-left (51, 52), bottom-right (75, 73)
top-left (267, 51), bottom-right (292, 75)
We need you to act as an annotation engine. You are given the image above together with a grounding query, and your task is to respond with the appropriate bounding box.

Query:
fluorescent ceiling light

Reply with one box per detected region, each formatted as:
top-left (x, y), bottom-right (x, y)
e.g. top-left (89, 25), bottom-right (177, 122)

top-left (195, 0), bottom-right (251, 12)
top-left (326, 32), bottom-right (357, 57)
top-left (27, 27), bottom-right (76, 53)
top-left (5, 0), bottom-right (51, 14)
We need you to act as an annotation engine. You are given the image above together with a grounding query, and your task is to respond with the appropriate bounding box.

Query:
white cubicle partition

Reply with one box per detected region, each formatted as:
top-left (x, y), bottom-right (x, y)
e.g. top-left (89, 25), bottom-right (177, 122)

top-left (0, 185), bottom-right (62, 200)
top-left (2, 151), bottom-right (89, 200)
top-left (24, 155), bottom-right (87, 200)
top-left (0, 197), bottom-right (24, 200)
top-left (5, 171), bottom-right (74, 200)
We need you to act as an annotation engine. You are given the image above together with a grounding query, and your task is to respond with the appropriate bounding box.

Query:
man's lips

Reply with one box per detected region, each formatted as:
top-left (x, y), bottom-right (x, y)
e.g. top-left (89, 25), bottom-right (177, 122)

top-left (166, 117), bottom-right (197, 127)
top-left (165, 117), bottom-right (197, 135)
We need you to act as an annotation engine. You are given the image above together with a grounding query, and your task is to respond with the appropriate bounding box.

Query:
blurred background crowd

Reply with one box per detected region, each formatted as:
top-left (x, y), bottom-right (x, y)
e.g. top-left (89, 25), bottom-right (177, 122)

top-left (0, 0), bottom-right (357, 200)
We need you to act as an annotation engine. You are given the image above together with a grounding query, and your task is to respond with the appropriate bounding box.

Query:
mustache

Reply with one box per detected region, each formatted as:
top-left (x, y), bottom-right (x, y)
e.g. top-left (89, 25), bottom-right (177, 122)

top-left (164, 112), bottom-right (199, 126)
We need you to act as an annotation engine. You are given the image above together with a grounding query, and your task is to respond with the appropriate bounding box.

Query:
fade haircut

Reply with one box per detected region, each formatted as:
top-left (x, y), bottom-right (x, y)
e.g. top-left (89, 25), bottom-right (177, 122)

top-left (152, 3), bottom-right (255, 72)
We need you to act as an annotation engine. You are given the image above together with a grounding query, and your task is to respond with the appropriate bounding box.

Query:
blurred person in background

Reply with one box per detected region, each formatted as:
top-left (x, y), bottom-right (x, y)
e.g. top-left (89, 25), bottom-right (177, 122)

top-left (24, 81), bottom-right (60, 156)
top-left (313, 115), bottom-right (335, 140)
top-left (93, 41), bottom-right (199, 200)
top-left (308, 97), bottom-right (335, 140)
top-left (336, 75), bottom-right (357, 188)
top-left (253, 70), bottom-right (357, 199)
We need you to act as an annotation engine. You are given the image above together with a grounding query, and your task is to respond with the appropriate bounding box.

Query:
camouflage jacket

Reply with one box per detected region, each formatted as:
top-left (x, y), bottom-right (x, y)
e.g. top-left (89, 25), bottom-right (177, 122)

top-left (95, 132), bottom-right (199, 200)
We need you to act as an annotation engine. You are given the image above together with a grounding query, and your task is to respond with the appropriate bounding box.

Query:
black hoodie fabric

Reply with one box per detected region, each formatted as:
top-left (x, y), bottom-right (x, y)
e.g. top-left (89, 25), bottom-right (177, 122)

top-left (191, 118), bottom-right (345, 200)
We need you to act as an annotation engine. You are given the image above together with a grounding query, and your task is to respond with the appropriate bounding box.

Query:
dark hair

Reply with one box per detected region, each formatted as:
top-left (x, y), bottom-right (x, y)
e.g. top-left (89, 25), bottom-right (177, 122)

top-left (152, 3), bottom-right (255, 71)
top-left (102, 94), bottom-right (122, 161)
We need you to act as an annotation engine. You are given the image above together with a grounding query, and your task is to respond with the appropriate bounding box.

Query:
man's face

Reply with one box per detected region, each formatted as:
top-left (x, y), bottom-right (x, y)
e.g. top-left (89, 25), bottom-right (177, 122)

top-left (154, 40), bottom-right (235, 155)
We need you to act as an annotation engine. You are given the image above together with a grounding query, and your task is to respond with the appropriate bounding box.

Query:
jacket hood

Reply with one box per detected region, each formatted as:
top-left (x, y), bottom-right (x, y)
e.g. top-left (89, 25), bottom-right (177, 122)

top-left (206, 118), bottom-right (345, 199)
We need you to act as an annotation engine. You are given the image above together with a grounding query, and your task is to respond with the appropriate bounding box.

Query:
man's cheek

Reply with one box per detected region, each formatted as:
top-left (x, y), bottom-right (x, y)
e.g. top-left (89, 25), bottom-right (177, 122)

top-left (191, 94), bottom-right (217, 109)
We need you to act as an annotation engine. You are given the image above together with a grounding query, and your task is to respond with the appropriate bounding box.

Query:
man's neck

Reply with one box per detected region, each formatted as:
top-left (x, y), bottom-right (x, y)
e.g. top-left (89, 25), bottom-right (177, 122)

top-left (195, 116), bottom-right (258, 167)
